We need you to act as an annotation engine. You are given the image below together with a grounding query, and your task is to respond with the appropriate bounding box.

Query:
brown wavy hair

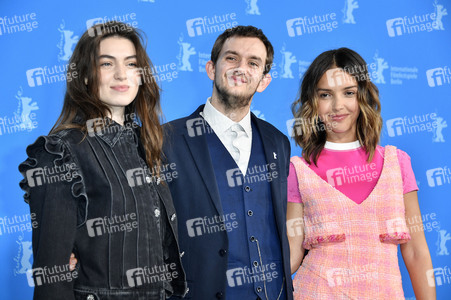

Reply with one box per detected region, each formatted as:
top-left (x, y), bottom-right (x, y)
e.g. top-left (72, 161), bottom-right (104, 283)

top-left (51, 21), bottom-right (163, 174)
top-left (291, 48), bottom-right (382, 165)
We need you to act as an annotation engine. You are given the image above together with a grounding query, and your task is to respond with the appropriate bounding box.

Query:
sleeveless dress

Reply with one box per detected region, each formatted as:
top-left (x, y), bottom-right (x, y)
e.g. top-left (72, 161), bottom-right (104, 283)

top-left (291, 146), bottom-right (411, 299)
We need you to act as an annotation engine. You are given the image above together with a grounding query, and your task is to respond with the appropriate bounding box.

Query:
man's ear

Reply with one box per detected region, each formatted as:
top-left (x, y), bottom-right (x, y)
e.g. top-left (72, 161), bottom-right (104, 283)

top-left (206, 60), bottom-right (215, 81)
top-left (256, 73), bottom-right (272, 93)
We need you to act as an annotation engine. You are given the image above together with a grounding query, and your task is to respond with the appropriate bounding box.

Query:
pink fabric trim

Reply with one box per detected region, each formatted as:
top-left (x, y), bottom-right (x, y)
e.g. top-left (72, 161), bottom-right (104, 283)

top-left (379, 232), bottom-right (411, 244)
top-left (302, 233), bottom-right (346, 250)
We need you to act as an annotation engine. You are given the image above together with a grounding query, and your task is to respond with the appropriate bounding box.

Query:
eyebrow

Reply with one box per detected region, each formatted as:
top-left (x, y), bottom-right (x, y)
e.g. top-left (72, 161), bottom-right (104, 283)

top-left (317, 85), bottom-right (357, 92)
top-left (223, 50), bottom-right (263, 63)
top-left (98, 54), bottom-right (137, 60)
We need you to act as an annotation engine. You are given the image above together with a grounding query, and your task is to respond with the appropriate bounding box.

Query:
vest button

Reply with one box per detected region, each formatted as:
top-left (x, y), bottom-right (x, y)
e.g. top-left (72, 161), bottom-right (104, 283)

top-left (253, 260), bottom-right (258, 267)
top-left (247, 210), bottom-right (253, 216)
top-left (219, 249), bottom-right (227, 256)
top-left (256, 286), bottom-right (262, 293)
top-left (250, 236), bottom-right (255, 242)
top-left (245, 186), bottom-right (251, 192)
top-left (216, 292), bottom-right (224, 298)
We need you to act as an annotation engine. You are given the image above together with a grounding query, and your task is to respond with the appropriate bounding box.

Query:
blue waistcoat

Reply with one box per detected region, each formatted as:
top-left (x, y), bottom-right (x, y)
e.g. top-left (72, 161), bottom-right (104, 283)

top-left (205, 120), bottom-right (286, 300)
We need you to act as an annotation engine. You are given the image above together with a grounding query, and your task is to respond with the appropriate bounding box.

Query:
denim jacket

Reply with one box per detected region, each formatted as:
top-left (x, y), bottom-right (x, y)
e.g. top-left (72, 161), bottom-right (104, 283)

top-left (19, 122), bottom-right (187, 300)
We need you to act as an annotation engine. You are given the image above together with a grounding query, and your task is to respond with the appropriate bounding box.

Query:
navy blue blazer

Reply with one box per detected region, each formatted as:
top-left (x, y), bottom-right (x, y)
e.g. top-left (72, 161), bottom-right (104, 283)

top-left (163, 105), bottom-right (293, 300)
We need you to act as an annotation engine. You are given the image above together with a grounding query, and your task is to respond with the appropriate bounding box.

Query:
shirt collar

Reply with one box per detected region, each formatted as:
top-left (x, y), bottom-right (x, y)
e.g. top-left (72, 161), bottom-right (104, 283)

top-left (324, 140), bottom-right (361, 150)
top-left (201, 97), bottom-right (252, 136)
top-left (93, 118), bottom-right (139, 147)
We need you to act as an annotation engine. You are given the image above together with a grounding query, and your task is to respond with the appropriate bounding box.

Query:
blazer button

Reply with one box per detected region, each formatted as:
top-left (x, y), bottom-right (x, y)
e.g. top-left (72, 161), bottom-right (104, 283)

top-left (253, 261), bottom-right (258, 267)
top-left (247, 210), bottom-right (253, 216)
top-left (216, 292), bottom-right (224, 299)
top-left (219, 249), bottom-right (227, 256)
top-left (250, 236), bottom-right (255, 242)
top-left (146, 176), bottom-right (152, 184)
top-left (154, 208), bottom-right (160, 217)
top-left (256, 286), bottom-right (262, 293)
top-left (245, 186), bottom-right (251, 192)
top-left (87, 295), bottom-right (95, 300)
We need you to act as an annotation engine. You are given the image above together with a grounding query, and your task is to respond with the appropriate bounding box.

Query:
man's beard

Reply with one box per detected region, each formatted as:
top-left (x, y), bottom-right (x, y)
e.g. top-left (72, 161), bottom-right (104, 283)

top-left (214, 76), bottom-right (259, 111)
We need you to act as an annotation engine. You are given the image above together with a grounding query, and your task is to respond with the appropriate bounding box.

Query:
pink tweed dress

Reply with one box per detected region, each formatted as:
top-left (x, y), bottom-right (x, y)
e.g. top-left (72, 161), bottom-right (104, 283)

top-left (291, 146), bottom-right (411, 299)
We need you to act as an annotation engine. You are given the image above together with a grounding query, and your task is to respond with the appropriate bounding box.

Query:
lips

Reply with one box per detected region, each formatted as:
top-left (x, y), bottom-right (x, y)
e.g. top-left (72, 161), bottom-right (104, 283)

top-left (111, 85), bottom-right (129, 92)
top-left (331, 114), bottom-right (348, 121)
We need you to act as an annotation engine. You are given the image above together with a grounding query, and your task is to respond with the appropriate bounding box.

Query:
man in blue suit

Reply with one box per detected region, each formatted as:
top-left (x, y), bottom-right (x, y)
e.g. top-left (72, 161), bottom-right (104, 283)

top-left (164, 26), bottom-right (293, 300)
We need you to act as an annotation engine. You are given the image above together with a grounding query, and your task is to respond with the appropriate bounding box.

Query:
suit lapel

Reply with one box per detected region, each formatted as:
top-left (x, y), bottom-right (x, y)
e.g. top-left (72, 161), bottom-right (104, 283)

top-left (252, 115), bottom-right (284, 238)
top-left (182, 107), bottom-right (224, 217)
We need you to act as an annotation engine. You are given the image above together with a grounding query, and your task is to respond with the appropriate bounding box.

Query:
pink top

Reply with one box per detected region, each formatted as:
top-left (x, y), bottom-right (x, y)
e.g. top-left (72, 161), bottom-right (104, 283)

top-left (288, 141), bottom-right (418, 204)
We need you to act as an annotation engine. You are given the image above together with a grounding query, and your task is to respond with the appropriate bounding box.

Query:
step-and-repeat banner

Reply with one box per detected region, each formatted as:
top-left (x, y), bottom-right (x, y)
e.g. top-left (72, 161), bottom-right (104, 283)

top-left (1, 0), bottom-right (450, 298)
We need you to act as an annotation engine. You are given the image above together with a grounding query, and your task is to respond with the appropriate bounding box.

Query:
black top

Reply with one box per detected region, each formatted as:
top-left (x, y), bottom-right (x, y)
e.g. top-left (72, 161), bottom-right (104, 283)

top-left (19, 121), bottom-right (187, 300)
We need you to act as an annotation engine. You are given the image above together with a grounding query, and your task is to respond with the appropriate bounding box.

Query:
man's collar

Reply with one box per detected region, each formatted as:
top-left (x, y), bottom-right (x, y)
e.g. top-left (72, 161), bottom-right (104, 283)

top-left (201, 97), bottom-right (251, 136)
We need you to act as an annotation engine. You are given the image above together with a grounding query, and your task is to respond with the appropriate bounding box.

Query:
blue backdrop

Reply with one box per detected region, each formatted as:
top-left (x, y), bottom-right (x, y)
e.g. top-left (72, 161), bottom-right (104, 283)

top-left (1, 0), bottom-right (450, 298)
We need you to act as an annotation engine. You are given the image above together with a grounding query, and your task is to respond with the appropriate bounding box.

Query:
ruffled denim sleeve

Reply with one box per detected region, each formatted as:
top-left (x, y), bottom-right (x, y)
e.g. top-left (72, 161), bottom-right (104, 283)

top-left (19, 134), bottom-right (88, 227)
top-left (18, 134), bottom-right (87, 299)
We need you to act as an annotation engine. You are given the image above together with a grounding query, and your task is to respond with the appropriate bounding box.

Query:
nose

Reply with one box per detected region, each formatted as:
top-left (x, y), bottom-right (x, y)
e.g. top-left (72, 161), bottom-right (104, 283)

top-left (331, 95), bottom-right (345, 112)
top-left (114, 65), bottom-right (127, 81)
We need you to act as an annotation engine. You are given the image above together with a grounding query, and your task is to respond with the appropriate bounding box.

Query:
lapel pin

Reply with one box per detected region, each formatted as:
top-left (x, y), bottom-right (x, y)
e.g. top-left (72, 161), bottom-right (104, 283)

top-left (273, 152), bottom-right (277, 159)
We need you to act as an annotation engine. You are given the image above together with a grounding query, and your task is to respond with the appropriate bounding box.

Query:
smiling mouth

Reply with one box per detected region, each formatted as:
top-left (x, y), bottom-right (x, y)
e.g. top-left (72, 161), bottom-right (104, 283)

top-left (111, 86), bottom-right (129, 92)
top-left (331, 114), bottom-right (348, 121)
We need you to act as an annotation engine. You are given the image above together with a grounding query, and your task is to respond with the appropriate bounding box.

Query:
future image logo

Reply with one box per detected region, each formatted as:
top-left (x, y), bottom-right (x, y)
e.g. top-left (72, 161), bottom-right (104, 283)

top-left (426, 67), bottom-right (451, 87)
top-left (386, 113), bottom-right (439, 138)
top-left (186, 213), bottom-right (238, 237)
top-left (426, 167), bottom-right (451, 187)
top-left (286, 13), bottom-right (338, 37)
top-left (186, 13), bottom-right (238, 37)
top-left (426, 267), bottom-right (451, 287)
top-left (86, 13), bottom-right (138, 37)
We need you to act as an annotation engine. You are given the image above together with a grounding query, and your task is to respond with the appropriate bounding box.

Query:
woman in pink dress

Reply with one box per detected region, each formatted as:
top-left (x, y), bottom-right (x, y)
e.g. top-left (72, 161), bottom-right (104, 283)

top-left (287, 48), bottom-right (436, 299)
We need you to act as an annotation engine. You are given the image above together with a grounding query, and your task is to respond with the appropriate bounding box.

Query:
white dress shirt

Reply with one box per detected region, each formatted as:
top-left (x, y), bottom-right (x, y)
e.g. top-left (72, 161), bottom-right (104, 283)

top-left (200, 98), bottom-right (252, 176)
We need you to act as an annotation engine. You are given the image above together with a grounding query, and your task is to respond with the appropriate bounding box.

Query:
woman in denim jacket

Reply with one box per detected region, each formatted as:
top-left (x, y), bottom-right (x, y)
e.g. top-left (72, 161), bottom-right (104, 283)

top-left (19, 21), bottom-right (187, 300)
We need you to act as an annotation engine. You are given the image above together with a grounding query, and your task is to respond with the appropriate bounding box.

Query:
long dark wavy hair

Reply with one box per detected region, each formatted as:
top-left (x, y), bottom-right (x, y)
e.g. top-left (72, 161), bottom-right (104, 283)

top-left (291, 47), bottom-right (382, 165)
top-left (51, 21), bottom-right (163, 174)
